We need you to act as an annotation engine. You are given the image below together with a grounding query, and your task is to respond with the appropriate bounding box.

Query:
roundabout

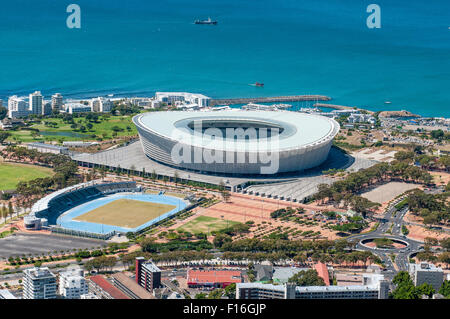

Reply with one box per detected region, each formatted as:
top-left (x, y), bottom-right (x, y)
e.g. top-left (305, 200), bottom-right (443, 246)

top-left (360, 237), bottom-right (410, 251)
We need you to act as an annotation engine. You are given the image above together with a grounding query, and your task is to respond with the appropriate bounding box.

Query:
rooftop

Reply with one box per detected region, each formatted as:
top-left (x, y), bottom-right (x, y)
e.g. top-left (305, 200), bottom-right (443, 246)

top-left (111, 272), bottom-right (155, 299)
top-left (135, 110), bottom-right (339, 152)
top-left (314, 262), bottom-right (330, 286)
top-left (27, 142), bottom-right (69, 151)
top-left (142, 262), bottom-right (161, 273)
top-left (187, 269), bottom-right (242, 285)
top-left (23, 267), bottom-right (55, 279)
top-left (88, 275), bottom-right (130, 299)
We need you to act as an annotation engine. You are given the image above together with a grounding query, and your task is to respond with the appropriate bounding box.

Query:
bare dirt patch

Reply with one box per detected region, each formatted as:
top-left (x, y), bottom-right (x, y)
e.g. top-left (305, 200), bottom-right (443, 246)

top-left (360, 182), bottom-right (420, 204)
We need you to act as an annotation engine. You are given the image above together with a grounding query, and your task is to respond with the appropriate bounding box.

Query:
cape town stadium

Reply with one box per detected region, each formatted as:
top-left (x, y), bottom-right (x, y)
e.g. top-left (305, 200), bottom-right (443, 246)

top-left (132, 110), bottom-right (340, 175)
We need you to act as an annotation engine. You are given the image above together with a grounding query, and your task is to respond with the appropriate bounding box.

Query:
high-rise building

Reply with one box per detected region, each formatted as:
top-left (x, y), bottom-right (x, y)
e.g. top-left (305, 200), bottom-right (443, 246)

top-left (90, 97), bottom-right (112, 113)
top-left (236, 274), bottom-right (389, 299)
top-left (29, 91), bottom-right (43, 115)
top-left (409, 262), bottom-right (444, 292)
top-left (23, 267), bottom-right (57, 299)
top-left (43, 101), bottom-right (53, 116)
top-left (135, 257), bottom-right (161, 292)
top-left (8, 96), bottom-right (29, 118)
top-left (51, 93), bottom-right (63, 111)
top-left (58, 268), bottom-right (88, 299)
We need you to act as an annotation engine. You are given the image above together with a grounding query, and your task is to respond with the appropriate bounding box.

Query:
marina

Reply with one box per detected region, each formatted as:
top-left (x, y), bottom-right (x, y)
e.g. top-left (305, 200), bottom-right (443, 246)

top-left (210, 95), bottom-right (331, 106)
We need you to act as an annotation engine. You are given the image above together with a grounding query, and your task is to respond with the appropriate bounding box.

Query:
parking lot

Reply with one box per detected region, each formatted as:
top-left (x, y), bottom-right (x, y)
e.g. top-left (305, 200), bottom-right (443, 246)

top-left (0, 233), bottom-right (106, 259)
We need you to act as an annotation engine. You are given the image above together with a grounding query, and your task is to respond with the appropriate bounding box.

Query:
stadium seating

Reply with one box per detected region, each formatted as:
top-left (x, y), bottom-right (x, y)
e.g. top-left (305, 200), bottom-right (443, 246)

top-left (34, 181), bottom-right (138, 225)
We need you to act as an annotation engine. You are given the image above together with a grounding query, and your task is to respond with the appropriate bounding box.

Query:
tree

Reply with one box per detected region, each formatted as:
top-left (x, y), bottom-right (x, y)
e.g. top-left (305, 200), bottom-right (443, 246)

top-left (390, 271), bottom-right (419, 299)
top-left (416, 283), bottom-right (435, 298)
top-left (225, 283), bottom-right (236, 299)
top-left (219, 181), bottom-right (230, 203)
top-left (207, 289), bottom-right (224, 299)
top-left (431, 129), bottom-right (444, 140)
top-left (213, 233), bottom-right (232, 248)
top-left (0, 132), bottom-right (11, 144)
top-left (439, 280), bottom-right (450, 298)
top-left (174, 171), bottom-right (179, 186)
top-left (288, 269), bottom-right (325, 287)
top-left (7, 202), bottom-right (14, 219)
top-left (0, 105), bottom-right (7, 120)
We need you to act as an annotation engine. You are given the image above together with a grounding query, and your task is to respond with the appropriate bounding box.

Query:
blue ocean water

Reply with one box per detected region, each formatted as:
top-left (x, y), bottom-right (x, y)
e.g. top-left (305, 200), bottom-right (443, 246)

top-left (0, 0), bottom-right (449, 117)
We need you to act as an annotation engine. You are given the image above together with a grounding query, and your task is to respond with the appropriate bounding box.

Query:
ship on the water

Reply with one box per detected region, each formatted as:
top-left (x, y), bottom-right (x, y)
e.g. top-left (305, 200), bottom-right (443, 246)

top-left (194, 17), bottom-right (217, 25)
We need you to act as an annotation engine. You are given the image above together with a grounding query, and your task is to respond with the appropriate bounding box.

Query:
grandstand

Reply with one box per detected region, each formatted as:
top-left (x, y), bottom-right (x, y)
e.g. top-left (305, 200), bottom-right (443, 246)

top-left (25, 181), bottom-right (140, 231)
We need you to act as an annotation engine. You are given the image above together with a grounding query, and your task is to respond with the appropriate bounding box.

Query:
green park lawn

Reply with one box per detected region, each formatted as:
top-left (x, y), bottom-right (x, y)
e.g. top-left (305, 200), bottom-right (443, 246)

top-left (178, 216), bottom-right (240, 235)
top-left (0, 162), bottom-right (54, 190)
top-left (7, 115), bottom-right (138, 143)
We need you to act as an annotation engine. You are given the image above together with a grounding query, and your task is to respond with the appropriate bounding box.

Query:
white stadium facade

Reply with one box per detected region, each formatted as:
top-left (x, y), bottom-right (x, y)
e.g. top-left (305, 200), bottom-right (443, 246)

top-left (133, 110), bottom-right (340, 175)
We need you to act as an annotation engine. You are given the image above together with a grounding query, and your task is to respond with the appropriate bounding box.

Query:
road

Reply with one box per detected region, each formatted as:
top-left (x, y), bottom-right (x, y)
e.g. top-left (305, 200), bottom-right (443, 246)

top-left (349, 198), bottom-right (424, 279)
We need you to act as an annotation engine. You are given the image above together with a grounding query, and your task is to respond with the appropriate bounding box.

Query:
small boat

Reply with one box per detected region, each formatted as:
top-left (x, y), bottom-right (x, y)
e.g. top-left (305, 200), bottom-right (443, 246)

top-left (384, 101), bottom-right (392, 104)
top-left (253, 82), bottom-right (264, 87)
top-left (194, 17), bottom-right (217, 25)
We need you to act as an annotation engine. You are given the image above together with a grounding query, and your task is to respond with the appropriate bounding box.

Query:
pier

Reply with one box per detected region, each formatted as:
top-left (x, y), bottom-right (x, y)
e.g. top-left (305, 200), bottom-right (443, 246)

top-left (210, 95), bottom-right (331, 106)
top-left (313, 103), bottom-right (356, 110)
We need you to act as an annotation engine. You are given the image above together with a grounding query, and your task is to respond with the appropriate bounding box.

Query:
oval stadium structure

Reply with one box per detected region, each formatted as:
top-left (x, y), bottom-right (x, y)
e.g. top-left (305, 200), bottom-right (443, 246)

top-left (133, 110), bottom-right (340, 175)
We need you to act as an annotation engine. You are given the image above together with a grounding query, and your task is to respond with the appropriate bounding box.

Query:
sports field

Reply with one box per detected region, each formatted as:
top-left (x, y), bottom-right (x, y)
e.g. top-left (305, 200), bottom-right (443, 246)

top-left (0, 162), bottom-right (53, 190)
top-left (178, 216), bottom-right (240, 234)
top-left (74, 199), bottom-right (176, 228)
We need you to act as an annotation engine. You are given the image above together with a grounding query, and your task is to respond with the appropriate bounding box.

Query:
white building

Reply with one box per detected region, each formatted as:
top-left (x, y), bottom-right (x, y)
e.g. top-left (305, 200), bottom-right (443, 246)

top-left (43, 101), bottom-right (53, 116)
top-left (8, 96), bottom-right (29, 118)
top-left (236, 274), bottom-right (389, 299)
top-left (80, 292), bottom-right (100, 299)
top-left (348, 113), bottom-right (376, 124)
top-left (0, 289), bottom-right (17, 299)
top-left (155, 92), bottom-right (210, 108)
top-left (90, 97), bottom-right (112, 113)
top-left (51, 93), bottom-right (63, 111)
top-left (29, 91), bottom-right (43, 115)
top-left (65, 102), bottom-right (92, 114)
top-left (130, 97), bottom-right (157, 109)
top-left (59, 268), bottom-right (88, 299)
top-left (23, 267), bottom-right (57, 299)
top-left (409, 262), bottom-right (444, 292)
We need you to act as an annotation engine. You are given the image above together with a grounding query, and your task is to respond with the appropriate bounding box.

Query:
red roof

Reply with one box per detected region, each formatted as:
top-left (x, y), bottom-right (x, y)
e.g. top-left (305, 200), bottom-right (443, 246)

top-left (314, 262), bottom-right (330, 286)
top-left (187, 269), bottom-right (242, 285)
top-left (89, 275), bottom-right (130, 299)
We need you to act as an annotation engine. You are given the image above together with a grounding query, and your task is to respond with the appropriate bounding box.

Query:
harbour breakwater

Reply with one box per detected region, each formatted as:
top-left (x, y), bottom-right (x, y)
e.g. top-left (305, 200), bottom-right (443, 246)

top-left (313, 103), bottom-right (357, 111)
top-left (210, 95), bottom-right (331, 106)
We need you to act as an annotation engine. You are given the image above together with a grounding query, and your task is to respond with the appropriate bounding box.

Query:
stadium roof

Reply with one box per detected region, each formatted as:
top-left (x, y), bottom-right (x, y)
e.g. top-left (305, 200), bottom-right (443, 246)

top-left (135, 110), bottom-right (339, 152)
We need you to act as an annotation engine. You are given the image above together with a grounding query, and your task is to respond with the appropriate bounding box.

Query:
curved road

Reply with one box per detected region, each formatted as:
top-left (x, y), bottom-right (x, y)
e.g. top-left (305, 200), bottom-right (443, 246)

top-left (349, 199), bottom-right (424, 279)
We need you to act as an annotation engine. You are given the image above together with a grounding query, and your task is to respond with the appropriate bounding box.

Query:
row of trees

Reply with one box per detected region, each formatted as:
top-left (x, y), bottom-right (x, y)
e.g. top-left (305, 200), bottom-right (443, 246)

top-left (315, 160), bottom-right (434, 214)
top-left (406, 188), bottom-right (449, 225)
top-left (395, 150), bottom-right (450, 172)
top-left (222, 249), bottom-right (381, 267)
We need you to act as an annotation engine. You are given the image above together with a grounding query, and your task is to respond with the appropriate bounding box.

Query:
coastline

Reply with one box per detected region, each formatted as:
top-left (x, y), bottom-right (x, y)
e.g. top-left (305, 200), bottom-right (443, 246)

top-left (0, 91), bottom-right (443, 119)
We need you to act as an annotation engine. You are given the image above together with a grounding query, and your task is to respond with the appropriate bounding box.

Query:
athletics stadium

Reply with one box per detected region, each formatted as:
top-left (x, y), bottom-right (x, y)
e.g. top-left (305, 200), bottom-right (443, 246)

top-left (24, 181), bottom-right (188, 237)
